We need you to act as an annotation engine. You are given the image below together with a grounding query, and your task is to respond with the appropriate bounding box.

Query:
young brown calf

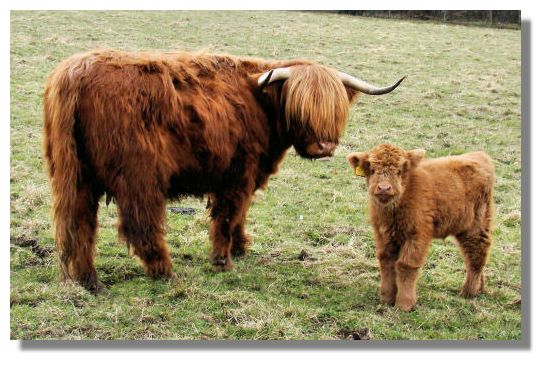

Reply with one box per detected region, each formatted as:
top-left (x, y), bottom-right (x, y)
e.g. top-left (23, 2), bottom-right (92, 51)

top-left (347, 144), bottom-right (495, 311)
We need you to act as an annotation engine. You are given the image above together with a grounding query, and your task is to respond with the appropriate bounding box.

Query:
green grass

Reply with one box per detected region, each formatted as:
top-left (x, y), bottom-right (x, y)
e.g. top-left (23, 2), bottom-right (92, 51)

top-left (10, 11), bottom-right (521, 340)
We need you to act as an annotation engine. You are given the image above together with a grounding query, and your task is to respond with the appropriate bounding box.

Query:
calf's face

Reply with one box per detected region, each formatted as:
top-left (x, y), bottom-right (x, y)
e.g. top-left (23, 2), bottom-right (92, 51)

top-left (347, 144), bottom-right (425, 206)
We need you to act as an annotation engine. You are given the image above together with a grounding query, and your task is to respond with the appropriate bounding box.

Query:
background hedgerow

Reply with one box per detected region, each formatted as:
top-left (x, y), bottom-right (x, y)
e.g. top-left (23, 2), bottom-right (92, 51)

top-left (10, 10), bottom-right (521, 340)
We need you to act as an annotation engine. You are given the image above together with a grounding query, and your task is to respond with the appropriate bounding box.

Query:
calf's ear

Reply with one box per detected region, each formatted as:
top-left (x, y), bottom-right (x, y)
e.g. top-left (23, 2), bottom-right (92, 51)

top-left (406, 149), bottom-right (426, 168)
top-left (346, 152), bottom-right (361, 168)
top-left (346, 152), bottom-right (371, 177)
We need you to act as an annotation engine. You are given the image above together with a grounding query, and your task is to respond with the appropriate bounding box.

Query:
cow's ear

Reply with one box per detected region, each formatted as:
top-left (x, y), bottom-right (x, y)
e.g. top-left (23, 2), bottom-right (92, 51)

top-left (406, 149), bottom-right (425, 169)
top-left (344, 86), bottom-right (361, 104)
top-left (347, 152), bottom-right (370, 177)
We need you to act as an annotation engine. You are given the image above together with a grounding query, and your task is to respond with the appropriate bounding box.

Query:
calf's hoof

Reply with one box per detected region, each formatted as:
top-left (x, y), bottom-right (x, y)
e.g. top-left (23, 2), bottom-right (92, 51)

top-left (460, 286), bottom-right (483, 298)
top-left (380, 293), bottom-right (396, 306)
top-left (395, 296), bottom-right (416, 312)
top-left (460, 274), bottom-right (485, 298)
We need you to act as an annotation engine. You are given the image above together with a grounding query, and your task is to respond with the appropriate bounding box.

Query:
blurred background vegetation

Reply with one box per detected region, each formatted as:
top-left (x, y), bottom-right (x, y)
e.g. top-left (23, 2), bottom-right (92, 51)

top-left (335, 10), bottom-right (521, 29)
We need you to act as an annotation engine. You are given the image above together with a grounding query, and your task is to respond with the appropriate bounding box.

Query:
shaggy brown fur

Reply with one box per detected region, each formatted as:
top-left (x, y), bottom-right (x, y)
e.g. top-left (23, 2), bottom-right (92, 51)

top-left (42, 49), bottom-right (397, 292)
top-left (347, 144), bottom-right (495, 311)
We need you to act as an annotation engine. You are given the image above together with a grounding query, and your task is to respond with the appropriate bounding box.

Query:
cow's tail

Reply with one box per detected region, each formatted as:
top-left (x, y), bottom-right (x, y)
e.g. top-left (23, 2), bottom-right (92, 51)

top-left (43, 55), bottom-right (90, 279)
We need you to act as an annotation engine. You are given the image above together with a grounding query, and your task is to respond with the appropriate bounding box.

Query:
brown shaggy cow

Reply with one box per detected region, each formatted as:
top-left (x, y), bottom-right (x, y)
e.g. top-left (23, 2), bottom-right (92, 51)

top-left (347, 144), bottom-right (495, 311)
top-left (43, 49), bottom-right (404, 292)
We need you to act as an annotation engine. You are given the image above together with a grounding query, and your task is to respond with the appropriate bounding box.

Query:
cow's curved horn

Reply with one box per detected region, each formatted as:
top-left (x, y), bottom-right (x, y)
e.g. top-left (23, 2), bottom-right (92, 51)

top-left (258, 67), bottom-right (291, 87)
top-left (337, 72), bottom-right (406, 95)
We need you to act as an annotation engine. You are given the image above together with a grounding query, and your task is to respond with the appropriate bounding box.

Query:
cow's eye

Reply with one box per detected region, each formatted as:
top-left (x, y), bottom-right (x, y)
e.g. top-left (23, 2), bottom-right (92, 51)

top-left (397, 170), bottom-right (402, 176)
top-left (370, 169), bottom-right (375, 175)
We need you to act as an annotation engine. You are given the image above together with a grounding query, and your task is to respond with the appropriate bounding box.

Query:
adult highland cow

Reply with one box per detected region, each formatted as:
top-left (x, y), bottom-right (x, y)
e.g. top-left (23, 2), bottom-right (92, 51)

top-left (43, 49), bottom-right (404, 292)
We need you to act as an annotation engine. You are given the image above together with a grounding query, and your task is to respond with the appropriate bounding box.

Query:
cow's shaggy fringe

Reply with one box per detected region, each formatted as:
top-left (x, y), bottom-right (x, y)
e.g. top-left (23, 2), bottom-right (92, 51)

top-left (283, 64), bottom-right (349, 143)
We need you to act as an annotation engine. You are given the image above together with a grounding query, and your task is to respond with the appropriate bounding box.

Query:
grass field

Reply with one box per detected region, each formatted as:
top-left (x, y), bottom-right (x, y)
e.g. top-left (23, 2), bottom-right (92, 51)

top-left (10, 11), bottom-right (521, 340)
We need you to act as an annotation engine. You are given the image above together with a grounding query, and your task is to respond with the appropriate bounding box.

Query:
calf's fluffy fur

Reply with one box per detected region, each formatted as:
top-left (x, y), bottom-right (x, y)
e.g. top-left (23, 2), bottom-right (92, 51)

top-left (347, 144), bottom-right (495, 311)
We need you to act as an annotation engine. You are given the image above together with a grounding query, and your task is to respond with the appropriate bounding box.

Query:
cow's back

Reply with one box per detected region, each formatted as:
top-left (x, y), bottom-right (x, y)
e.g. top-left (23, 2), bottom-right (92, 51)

top-left (67, 49), bottom-right (271, 196)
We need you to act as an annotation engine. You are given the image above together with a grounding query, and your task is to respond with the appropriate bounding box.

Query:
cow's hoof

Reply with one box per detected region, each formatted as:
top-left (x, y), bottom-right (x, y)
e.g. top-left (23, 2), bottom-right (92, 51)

top-left (231, 244), bottom-right (248, 257)
top-left (93, 281), bottom-right (108, 295)
top-left (77, 271), bottom-right (105, 295)
top-left (146, 259), bottom-right (174, 280)
top-left (211, 255), bottom-right (233, 272)
top-left (231, 235), bottom-right (251, 257)
top-left (167, 272), bottom-right (179, 282)
top-left (84, 280), bottom-right (106, 295)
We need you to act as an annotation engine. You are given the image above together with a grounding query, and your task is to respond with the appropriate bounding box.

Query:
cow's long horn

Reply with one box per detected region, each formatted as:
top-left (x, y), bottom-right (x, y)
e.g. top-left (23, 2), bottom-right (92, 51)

top-left (258, 67), bottom-right (291, 87)
top-left (337, 72), bottom-right (406, 95)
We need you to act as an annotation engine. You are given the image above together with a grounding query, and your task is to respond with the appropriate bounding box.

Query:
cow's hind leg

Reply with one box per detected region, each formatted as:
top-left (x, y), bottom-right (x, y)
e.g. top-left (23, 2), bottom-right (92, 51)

top-left (116, 189), bottom-right (173, 279)
top-left (55, 184), bottom-right (102, 293)
top-left (456, 228), bottom-right (492, 298)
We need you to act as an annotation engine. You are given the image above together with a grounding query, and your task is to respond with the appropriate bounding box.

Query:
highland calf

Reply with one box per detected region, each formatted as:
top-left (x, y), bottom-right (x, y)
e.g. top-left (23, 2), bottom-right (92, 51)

top-left (347, 144), bottom-right (495, 311)
top-left (43, 49), bottom-right (404, 292)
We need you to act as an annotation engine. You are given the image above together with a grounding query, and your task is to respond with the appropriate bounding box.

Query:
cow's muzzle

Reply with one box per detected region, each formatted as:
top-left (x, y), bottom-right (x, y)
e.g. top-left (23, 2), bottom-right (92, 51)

top-left (305, 141), bottom-right (337, 158)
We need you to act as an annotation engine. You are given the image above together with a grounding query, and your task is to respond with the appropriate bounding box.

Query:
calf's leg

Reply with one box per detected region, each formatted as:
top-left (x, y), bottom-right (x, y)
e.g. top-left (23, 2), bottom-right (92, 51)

top-left (395, 239), bottom-right (431, 311)
top-left (377, 246), bottom-right (399, 305)
top-left (457, 198), bottom-right (494, 298)
top-left (456, 229), bottom-right (492, 298)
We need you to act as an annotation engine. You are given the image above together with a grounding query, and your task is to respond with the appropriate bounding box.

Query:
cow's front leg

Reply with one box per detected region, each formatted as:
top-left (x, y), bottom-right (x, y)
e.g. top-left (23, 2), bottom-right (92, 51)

top-left (208, 190), bottom-right (252, 271)
top-left (230, 197), bottom-right (252, 257)
top-left (209, 216), bottom-right (233, 271)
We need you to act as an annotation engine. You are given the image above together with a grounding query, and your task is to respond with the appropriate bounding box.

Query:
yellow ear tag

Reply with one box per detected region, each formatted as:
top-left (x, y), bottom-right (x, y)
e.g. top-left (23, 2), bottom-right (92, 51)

top-left (355, 166), bottom-right (366, 177)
